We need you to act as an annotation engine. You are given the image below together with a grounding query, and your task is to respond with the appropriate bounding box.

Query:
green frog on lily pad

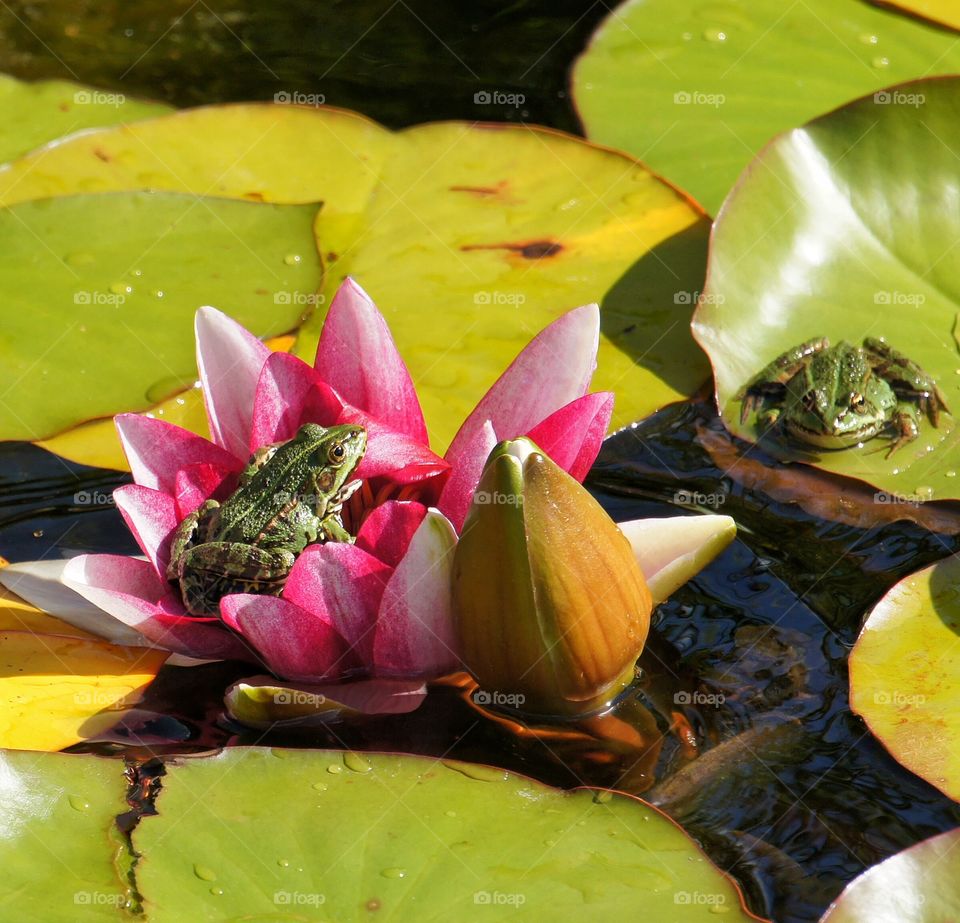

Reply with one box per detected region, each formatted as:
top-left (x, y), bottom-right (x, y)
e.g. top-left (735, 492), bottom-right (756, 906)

top-left (736, 337), bottom-right (949, 456)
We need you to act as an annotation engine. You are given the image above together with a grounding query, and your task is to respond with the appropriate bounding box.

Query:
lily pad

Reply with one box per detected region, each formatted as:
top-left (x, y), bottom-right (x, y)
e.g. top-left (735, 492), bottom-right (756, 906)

top-left (0, 750), bottom-right (133, 920)
top-left (0, 101), bottom-right (710, 451)
top-left (134, 748), bottom-right (761, 921)
top-left (870, 0), bottom-right (960, 32)
top-left (572, 0), bottom-right (960, 213)
top-left (0, 73), bottom-right (170, 165)
top-left (0, 626), bottom-right (167, 751)
top-left (693, 76), bottom-right (960, 501)
top-left (849, 555), bottom-right (960, 802)
top-left (819, 828), bottom-right (960, 922)
top-left (0, 192), bottom-right (321, 441)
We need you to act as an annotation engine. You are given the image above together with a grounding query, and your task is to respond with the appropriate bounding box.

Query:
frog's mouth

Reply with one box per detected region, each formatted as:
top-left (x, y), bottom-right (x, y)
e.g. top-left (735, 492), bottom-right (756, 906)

top-left (784, 418), bottom-right (884, 449)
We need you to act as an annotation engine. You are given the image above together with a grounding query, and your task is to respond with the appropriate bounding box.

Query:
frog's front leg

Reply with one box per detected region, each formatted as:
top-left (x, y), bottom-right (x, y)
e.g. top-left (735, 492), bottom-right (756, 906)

top-left (177, 542), bottom-right (296, 616)
top-left (736, 338), bottom-right (829, 423)
top-left (864, 338), bottom-right (950, 426)
top-left (885, 403), bottom-right (921, 458)
top-left (318, 514), bottom-right (354, 544)
top-left (166, 499), bottom-right (220, 582)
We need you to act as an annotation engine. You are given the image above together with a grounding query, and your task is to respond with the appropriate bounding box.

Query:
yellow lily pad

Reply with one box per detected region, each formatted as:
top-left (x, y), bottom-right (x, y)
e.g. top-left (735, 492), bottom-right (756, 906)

top-left (850, 556), bottom-right (960, 802)
top-left (3, 101), bottom-right (709, 455)
top-left (869, 0), bottom-right (960, 31)
top-left (0, 624), bottom-right (167, 751)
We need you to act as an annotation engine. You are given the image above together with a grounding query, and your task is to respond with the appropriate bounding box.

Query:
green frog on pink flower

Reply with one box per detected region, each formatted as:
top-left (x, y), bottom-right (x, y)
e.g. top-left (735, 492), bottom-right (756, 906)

top-left (167, 422), bottom-right (367, 616)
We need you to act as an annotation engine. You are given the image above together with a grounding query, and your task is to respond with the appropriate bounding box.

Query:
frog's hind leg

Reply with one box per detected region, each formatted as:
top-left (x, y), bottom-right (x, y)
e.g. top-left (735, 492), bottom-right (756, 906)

top-left (863, 337), bottom-right (950, 427)
top-left (736, 337), bottom-right (829, 424)
top-left (177, 543), bottom-right (296, 616)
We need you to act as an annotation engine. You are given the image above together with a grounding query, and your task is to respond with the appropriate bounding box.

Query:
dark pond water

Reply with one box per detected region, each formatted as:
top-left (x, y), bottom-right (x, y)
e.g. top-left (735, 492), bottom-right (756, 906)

top-left (2, 3), bottom-right (959, 922)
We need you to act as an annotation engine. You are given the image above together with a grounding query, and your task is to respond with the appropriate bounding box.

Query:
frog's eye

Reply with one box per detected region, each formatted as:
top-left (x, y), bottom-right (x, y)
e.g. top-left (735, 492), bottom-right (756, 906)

top-left (327, 442), bottom-right (347, 465)
top-left (850, 392), bottom-right (867, 413)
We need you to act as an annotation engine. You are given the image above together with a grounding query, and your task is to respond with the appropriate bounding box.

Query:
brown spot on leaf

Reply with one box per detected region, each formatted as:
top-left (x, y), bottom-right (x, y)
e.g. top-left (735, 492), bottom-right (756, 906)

top-left (92, 147), bottom-right (112, 162)
top-left (365, 898), bottom-right (381, 911)
top-left (244, 191), bottom-right (265, 202)
top-left (461, 239), bottom-right (563, 260)
top-left (326, 252), bottom-right (338, 263)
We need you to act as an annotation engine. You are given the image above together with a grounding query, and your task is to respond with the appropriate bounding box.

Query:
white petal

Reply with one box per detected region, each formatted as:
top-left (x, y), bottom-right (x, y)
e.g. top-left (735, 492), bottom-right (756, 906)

top-left (0, 558), bottom-right (146, 645)
top-left (619, 515), bottom-right (737, 604)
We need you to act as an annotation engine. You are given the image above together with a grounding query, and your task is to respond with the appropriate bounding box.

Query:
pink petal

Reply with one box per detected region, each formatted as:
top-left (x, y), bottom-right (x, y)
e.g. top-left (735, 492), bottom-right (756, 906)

top-left (115, 414), bottom-right (240, 495)
top-left (437, 419), bottom-right (497, 532)
top-left (373, 509), bottom-right (460, 677)
top-left (525, 392), bottom-right (614, 482)
top-left (284, 544), bottom-right (392, 668)
top-left (113, 485), bottom-right (178, 576)
top-left (446, 305), bottom-right (600, 470)
top-left (62, 555), bottom-right (253, 661)
top-left (173, 463), bottom-right (236, 520)
top-left (196, 305), bottom-right (271, 458)
top-left (220, 594), bottom-right (357, 682)
top-left (339, 407), bottom-right (449, 490)
top-left (315, 278), bottom-right (429, 445)
top-left (250, 351), bottom-right (342, 449)
top-left (355, 501), bottom-right (428, 569)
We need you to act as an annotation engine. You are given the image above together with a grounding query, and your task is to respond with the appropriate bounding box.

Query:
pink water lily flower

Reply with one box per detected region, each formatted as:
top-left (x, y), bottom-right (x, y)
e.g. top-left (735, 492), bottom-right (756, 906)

top-left (63, 277), bottom-right (614, 696)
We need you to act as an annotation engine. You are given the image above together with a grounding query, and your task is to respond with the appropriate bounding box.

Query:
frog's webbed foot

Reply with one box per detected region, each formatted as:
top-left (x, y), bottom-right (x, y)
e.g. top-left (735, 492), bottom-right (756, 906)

top-left (736, 338), bottom-right (829, 424)
top-left (884, 405), bottom-right (921, 458)
top-left (863, 337), bottom-right (950, 427)
top-left (319, 516), bottom-right (355, 544)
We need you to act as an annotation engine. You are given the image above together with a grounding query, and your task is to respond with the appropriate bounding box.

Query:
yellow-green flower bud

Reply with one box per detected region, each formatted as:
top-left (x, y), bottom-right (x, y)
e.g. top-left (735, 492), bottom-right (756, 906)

top-left (452, 437), bottom-right (652, 717)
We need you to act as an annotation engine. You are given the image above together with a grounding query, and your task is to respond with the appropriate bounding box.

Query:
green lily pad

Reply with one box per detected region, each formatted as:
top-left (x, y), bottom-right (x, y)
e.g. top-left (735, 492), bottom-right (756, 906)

top-left (572, 0), bottom-right (960, 213)
top-left (693, 76), bottom-right (960, 500)
top-left (0, 74), bottom-right (170, 165)
top-left (819, 828), bottom-right (960, 922)
top-left (0, 750), bottom-right (133, 919)
top-left (0, 100), bottom-right (710, 451)
top-left (0, 192), bottom-right (321, 441)
top-left (849, 555), bottom-right (960, 802)
top-left (135, 748), bottom-right (761, 921)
